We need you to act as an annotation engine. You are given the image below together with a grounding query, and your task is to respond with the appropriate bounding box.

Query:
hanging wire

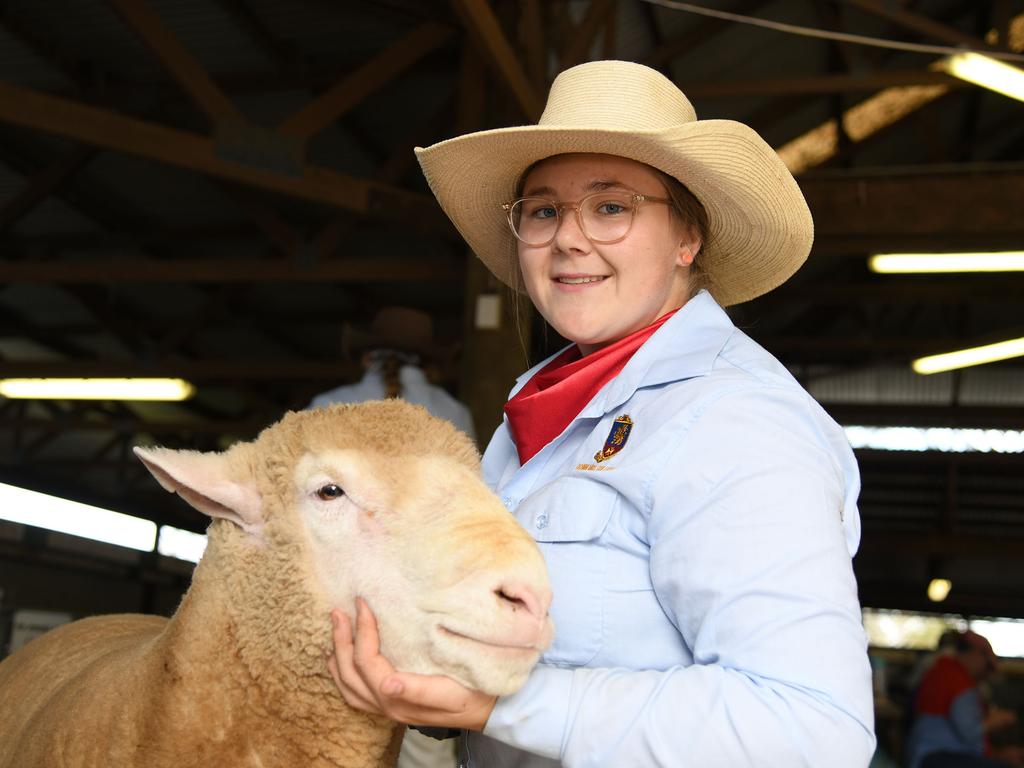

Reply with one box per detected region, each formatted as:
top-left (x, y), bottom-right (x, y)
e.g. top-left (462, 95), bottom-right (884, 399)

top-left (638, 0), bottom-right (1024, 62)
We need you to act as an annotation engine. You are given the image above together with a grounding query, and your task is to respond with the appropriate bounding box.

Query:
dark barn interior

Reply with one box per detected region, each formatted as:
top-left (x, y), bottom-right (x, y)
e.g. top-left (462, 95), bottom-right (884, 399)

top-left (0, 1), bottom-right (1022, 763)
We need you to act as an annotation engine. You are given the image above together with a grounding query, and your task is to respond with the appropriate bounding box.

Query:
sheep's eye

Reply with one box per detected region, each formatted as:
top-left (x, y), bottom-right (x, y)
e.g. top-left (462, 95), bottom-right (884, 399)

top-left (315, 483), bottom-right (345, 501)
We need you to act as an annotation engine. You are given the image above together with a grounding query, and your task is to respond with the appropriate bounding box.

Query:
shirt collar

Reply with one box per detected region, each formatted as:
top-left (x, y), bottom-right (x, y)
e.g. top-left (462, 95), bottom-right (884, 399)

top-left (364, 361), bottom-right (428, 385)
top-left (507, 290), bottom-right (735, 413)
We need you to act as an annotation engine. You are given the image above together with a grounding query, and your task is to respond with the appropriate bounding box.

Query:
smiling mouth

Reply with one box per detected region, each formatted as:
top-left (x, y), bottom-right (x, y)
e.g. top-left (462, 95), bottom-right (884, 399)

top-left (556, 276), bottom-right (607, 284)
top-left (438, 626), bottom-right (541, 653)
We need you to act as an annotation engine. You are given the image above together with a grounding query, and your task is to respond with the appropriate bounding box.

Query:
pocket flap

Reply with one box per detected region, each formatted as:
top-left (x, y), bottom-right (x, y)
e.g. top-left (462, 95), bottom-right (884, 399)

top-left (516, 476), bottom-right (617, 543)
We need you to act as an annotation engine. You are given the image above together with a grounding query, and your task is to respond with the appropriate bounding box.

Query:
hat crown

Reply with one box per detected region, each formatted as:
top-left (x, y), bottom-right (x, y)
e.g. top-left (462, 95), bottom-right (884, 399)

top-left (539, 60), bottom-right (697, 131)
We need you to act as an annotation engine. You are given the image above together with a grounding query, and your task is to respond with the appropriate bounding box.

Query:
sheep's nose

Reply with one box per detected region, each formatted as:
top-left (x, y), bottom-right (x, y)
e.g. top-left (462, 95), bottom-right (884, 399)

top-left (494, 582), bottom-right (552, 621)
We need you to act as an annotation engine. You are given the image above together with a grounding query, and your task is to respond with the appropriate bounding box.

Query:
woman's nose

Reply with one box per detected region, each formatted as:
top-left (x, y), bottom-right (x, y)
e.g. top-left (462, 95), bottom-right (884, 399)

top-left (551, 206), bottom-right (590, 253)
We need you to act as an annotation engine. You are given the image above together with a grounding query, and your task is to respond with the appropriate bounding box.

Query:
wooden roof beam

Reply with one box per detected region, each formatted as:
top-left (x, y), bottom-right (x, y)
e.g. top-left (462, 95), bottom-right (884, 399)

top-left (0, 81), bottom-right (453, 235)
top-left (0, 360), bottom-right (360, 380)
top-left (777, 9), bottom-right (1024, 174)
top-left (278, 22), bottom-right (455, 140)
top-left (756, 279), bottom-right (1024, 305)
top-left (642, 0), bottom-right (774, 68)
top-left (211, 0), bottom-right (302, 75)
top-left (802, 169), bottom-right (1024, 240)
top-left (682, 70), bottom-right (962, 98)
top-left (450, 0), bottom-right (544, 121)
top-left (0, 257), bottom-right (461, 283)
top-left (0, 146), bottom-right (98, 233)
top-left (559, 0), bottom-right (614, 69)
top-left (518, 0), bottom-right (547, 90)
top-left (0, 9), bottom-right (94, 91)
top-left (847, 0), bottom-right (1010, 53)
top-left (106, 0), bottom-right (245, 125)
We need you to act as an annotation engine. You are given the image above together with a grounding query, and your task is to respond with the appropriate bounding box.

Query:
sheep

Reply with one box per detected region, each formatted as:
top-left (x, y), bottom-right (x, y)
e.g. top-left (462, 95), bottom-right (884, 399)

top-left (0, 400), bottom-right (553, 768)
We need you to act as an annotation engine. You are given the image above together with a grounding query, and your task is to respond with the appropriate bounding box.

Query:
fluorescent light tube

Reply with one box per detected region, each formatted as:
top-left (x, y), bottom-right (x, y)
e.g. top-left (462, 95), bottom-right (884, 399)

top-left (843, 426), bottom-right (1024, 454)
top-left (0, 378), bottom-right (195, 401)
top-left (870, 251), bottom-right (1024, 273)
top-left (157, 525), bottom-right (208, 563)
top-left (913, 337), bottom-right (1024, 374)
top-left (942, 52), bottom-right (1024, 103)
top-left (0, 482), bottom-right (156, 551)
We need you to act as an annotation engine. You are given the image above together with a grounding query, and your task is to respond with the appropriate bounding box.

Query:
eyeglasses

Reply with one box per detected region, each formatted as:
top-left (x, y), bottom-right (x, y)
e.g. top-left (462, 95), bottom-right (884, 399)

top-left (501, 189), bottom-right (672, 247)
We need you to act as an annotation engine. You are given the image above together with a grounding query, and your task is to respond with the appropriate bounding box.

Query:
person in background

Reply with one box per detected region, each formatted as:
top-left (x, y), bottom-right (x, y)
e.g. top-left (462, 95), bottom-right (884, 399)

top-left (310, 305), bottom-right (474, 768)
top-left (326, 60), bottom-right (874, 767)
top-left (907, 629), bottom-right (1018, 768)
top-left (309, 305), bottom-right (476, 443)
top-left (910, 630), bottom-right (965, 693)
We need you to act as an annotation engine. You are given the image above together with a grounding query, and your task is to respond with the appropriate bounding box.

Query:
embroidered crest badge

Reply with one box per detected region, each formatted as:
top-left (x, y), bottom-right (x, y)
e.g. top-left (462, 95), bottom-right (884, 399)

top-left (594, 414), bottom-right (633, 463)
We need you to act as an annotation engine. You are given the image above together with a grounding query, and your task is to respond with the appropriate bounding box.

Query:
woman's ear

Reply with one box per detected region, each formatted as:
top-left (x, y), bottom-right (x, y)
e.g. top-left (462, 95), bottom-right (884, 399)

top-left (677, 235), bottom-right (700, 268)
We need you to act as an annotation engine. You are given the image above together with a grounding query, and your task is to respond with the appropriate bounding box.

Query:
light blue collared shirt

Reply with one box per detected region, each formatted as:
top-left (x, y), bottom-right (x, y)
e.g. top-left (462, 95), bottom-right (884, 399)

top-left (465, 291), bottom-right (875, 768)
top-left (308, 363), bottom-right (476, 442)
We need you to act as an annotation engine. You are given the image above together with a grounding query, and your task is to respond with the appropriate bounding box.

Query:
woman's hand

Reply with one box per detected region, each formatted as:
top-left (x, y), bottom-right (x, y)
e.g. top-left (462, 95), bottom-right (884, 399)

top-left (327, 598), bottom-right (497, 732)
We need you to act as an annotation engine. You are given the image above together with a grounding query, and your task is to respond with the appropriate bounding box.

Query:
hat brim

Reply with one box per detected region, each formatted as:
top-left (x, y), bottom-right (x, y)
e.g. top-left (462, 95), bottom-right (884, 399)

top-left (416, 120), bottom-right (812, 307)
top-left (343, 325), bottom-right (448, 361)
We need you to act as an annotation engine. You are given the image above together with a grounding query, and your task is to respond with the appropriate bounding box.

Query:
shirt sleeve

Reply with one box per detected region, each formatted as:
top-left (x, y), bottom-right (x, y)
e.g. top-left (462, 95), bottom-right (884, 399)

top-left (485, 386), bottom-right (876, 767)
top-left (948, 688), bottom-right (985, 752)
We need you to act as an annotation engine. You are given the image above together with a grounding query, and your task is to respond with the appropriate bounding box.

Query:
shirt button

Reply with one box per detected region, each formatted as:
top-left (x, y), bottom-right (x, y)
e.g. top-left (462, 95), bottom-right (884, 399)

top-left (502, 496), bottom-right (514, 509)
top-left (535, 514), bottom-right (548, 529)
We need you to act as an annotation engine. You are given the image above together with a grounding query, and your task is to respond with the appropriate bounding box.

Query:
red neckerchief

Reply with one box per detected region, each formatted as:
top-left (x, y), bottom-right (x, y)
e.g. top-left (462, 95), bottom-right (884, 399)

top-left (504, 310), bottom-right (677, 465)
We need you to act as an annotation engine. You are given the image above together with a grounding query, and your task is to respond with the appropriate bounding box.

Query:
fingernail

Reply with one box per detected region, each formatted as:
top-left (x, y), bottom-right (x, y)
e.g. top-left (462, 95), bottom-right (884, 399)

top-left (382, 679), bottom-right (402, 696)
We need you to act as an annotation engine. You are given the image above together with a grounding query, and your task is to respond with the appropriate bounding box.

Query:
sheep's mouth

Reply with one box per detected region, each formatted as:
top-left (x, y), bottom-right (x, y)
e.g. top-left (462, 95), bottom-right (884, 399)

top-left (437, 625), bottom-right (541, 654)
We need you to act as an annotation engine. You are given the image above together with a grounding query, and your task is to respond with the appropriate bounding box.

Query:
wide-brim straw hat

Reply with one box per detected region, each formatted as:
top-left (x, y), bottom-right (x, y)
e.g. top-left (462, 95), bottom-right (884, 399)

top-left (415, 60), bottom-right (813, 307)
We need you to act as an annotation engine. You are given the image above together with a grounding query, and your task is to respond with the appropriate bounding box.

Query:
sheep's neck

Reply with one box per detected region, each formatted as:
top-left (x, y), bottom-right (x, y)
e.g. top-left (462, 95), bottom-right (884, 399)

top-left (149, 543), bottom-right (402, 767)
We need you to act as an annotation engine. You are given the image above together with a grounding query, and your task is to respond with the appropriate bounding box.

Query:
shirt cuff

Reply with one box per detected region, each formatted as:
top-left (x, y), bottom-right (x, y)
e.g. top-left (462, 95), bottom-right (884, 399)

top-left (482, 665), bottom-right (574, 760)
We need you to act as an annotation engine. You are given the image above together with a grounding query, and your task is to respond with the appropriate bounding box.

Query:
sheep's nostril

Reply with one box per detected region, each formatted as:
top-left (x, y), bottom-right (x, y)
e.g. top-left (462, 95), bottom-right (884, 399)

top-left (495, 589), bottom-right (528, 611)
top-left (494, 583), bottom-right (548, 620)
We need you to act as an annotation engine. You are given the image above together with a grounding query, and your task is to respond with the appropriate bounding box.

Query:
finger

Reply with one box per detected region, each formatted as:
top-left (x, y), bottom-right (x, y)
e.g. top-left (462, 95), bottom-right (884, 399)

top-left (327, 653), bottom-right (377, 712)
top-left (379, 672), bottom-right (498, 731)
top-left (352, 598), bottom-right (400, 696)
top-left (383, 671), bottom-right (472, 712)
top-left (330, 610), bottom-right (379, 709)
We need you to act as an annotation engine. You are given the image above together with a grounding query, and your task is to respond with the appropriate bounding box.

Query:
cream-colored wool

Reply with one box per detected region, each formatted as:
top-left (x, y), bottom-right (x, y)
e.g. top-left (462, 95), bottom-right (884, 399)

top-left (0, 401), bottom-right (552, 768)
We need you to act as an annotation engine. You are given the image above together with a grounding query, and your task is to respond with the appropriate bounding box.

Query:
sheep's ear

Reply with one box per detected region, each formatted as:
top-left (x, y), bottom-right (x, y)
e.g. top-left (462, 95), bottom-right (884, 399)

top-left (133, 446), bottom-right (263, 536)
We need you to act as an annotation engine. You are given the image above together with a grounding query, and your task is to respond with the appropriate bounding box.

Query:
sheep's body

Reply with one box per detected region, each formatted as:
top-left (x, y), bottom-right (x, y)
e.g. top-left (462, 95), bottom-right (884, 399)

top-left (0, 401), bottom-right (551, 768)
top-left (0, 581), bottom-right (398, 768)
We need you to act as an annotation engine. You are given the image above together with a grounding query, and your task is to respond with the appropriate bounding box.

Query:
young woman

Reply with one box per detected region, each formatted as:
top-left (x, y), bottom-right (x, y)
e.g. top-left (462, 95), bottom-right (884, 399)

top-left (327, 60), bottom-right (876, 768)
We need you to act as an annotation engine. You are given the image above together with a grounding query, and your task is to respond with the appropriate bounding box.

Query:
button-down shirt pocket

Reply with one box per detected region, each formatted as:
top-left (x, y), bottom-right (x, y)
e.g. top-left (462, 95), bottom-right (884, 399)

top-left (515, 476), bottom-right (617, 667)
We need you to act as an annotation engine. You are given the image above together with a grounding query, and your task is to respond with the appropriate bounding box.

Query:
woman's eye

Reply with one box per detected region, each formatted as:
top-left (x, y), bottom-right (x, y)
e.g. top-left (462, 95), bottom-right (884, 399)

top-left (531, 205), bottom-right (557, 219)
top-left (315, 483), bottom-right (345, 501)
top-left (596, 200), bottom-right (628, 215)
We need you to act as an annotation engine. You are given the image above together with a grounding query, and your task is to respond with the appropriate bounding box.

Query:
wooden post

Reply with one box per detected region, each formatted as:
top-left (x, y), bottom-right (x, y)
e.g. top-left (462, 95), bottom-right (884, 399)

top-left (454, 40), bottom-right (534, 445)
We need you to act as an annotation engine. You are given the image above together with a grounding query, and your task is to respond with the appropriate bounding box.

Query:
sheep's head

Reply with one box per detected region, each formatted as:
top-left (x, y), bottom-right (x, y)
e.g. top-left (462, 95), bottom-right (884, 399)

top-left (134, 400), bottom-right (552, 697)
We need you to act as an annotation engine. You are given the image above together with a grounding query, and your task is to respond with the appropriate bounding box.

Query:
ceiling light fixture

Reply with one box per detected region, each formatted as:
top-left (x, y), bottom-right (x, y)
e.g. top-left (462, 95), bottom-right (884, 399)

top-left (913, 337), bottom-right (1024, 374)
top-left (0, 378), bottom-right (195, 401)
top-left (869, 251), bottom-right (1024, 273)
top-left (940, 51), bottom-right (1024, 103)
top-left (927, 578), bottom-right (952, 603)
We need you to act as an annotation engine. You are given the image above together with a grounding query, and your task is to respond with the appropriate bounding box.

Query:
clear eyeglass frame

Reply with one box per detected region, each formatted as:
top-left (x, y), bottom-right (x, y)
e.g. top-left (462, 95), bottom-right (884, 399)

top-left (501, 190), bottom-right (672, 247)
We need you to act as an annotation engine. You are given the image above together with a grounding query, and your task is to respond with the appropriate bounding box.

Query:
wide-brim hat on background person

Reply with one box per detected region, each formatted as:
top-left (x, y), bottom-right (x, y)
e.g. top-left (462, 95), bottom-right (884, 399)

top-left (961, 630), bottom-right (1000, 673)
top-left (343, 306), bottom-right (447, 362)
top-left (415, 60), bottom-right (813, 307)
